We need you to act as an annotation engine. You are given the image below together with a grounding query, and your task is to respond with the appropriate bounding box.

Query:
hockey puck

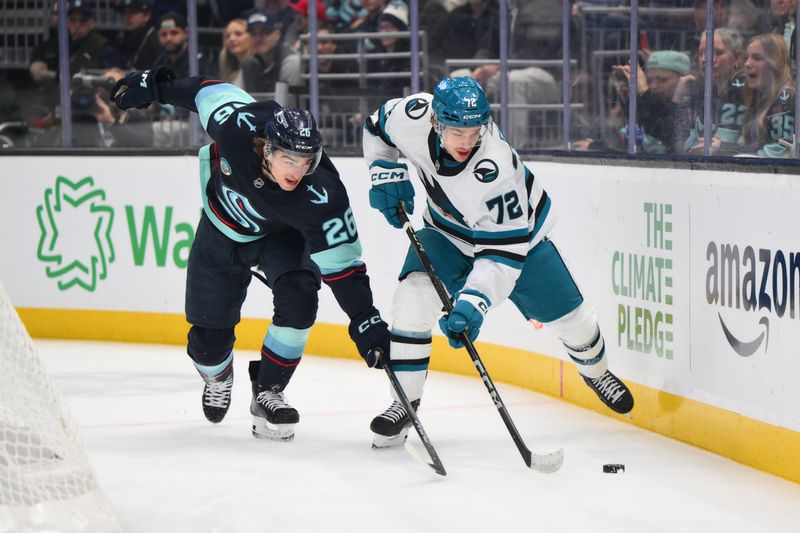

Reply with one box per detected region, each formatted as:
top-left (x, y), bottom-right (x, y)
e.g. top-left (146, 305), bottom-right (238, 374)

top-left (602, 464), bottom-right (625, 473)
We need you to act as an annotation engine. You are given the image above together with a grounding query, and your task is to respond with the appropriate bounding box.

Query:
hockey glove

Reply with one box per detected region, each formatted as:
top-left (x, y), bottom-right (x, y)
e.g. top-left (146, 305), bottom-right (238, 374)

top-left (438, 290), bottom-right (491, 349)
top-left (368, 160), bottom-right (415, 229)
top-left (111, 66), bottom-right (176, 110)
top-left (348, 307), bottom-right (391, 368)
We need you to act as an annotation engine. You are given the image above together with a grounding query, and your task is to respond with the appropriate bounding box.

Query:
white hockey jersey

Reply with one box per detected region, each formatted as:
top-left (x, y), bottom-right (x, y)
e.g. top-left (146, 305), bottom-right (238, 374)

top-left (363, 92), bottom-right (555, 309)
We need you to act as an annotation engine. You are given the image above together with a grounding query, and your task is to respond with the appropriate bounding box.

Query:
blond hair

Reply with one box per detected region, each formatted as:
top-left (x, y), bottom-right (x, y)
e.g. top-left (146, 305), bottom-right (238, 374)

top-left (742, 33), bottom-right (794, 146)
top-left (219, 19), bottom-right (253, 84)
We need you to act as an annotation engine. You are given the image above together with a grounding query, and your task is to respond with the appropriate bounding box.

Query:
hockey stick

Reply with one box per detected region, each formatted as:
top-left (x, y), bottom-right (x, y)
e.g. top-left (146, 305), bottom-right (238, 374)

top-left (381, 353), bottom-right (447, 477)
top-left (397, 206), bottom-right (563, 473)
top-left (250, 268), bottom-right (446, 475)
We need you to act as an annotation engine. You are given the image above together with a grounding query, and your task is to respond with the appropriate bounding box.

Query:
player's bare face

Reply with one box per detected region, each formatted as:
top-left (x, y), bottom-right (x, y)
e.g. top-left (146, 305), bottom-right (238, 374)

top-left (441, 126), bottom-right (482, 162)
top-left (265, 151), bottom-right (313, 191)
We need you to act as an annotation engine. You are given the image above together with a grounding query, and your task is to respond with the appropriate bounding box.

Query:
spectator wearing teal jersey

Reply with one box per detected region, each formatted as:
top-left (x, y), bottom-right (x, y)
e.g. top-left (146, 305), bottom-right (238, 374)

top-left (675, 28), bottom-right (747, 155)
top-left (741, 33), bottom-right (796, 158)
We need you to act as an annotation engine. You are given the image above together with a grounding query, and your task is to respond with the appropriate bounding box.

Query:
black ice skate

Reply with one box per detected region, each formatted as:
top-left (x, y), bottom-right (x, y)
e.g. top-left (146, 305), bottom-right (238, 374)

top-left (370, 399), bottom-right (420, 449)
top-left (201, 365), bottom-right (233, 424)
top-left (250, 383), bottom-right (299, 441)
top-left (582, 370), bottom-right (634, 414)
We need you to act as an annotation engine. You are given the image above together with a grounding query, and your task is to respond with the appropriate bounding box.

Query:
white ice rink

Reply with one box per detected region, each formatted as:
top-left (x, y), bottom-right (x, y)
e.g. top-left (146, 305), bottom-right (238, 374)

top-left (37, 340), bottom-right (800, 533)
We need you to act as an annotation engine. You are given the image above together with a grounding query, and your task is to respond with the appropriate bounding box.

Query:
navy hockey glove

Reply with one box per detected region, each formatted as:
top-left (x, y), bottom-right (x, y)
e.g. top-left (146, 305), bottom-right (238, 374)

top-left (368, 160), bottom-right (414, 229)
top-left (349, 307), bottom-right (390, 368)
top-left (111, 66), bottom-right (175, 110)
top-left (438, 290), bottom-right (491, 349)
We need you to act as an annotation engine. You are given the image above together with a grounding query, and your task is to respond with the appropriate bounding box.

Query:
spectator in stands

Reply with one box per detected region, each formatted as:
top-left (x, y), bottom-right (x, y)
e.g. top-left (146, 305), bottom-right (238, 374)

top-left (770, 0), bottom-right (797, 75)
top-left (211, 0), bottom-right (258, 25)
top-left (316, 22), bottom-right (359, 92)
top-left (574, 51), bottom-right (692, 154)
top-left (740, 33), bottom-right (796, 157)
top-left (449, 0), bottom-right (561, 148)
top-left (86, 68), bottom-right (155, 147)
top-left (242, 10), bottom-right (302, 94)
top-left (440, 0), bottom-right (500, 62)
top-left (688, 0), bottom-right (731, 55)
top-left (369, 0), bottom-right (411, 94)
top-left (284, 0), bottom-right (329, 51)
top-left (219, 18), bottom-right (254, 87)
top-left (674, 28), bottom-right (747, 155)
top-left (729, 0), bottom-right (768, 42)
top-left (349, 0), bottom-right (388, 52)
top-left (418, 0), bottom-right (450, 76)
top-left (152, 12), bottom-right (215, 79)
top-left (29, 0), bottom-right (126, 86)
top-left (326, 0), bottom-right (368, 31)
top-left (117, 0), bottom-right (161, 71)
top-left (255, 0), bottom-right (298, 42)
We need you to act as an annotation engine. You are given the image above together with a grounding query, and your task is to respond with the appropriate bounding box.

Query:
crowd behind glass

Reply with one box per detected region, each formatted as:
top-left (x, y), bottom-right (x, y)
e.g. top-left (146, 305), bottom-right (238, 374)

top-left (0, 0), bottom-right (796, 159)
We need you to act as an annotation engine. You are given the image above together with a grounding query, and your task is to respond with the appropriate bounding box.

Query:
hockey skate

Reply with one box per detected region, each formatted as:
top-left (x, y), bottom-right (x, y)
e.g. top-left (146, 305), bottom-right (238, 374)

top-left (249, 372), bottom-right (299, 441)
top-left (201, 365), bottom-right (233, 424)
top-left (582, 370), bottom-right (634, 414)
top-left (370, 399), bottom-right (420, 449)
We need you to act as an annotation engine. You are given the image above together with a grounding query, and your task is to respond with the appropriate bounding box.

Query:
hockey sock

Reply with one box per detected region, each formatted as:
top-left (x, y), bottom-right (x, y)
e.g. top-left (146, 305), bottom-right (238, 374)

top-left (258, 325), bottom-right (310, 391)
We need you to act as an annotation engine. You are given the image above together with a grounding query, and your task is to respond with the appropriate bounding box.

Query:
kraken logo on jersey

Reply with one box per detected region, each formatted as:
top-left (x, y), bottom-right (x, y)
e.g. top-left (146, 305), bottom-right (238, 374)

top-left (473, 159), bottom-right (499, 183)
top-left (220, 184), bottom-right (267, 232)
top-left (405, 98), bottom-right (429, 120)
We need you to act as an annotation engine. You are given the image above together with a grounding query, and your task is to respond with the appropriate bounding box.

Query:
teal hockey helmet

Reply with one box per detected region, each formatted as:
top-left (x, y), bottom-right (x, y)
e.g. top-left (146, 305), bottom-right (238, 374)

top-left (432, 76), bottom-right (492, 128)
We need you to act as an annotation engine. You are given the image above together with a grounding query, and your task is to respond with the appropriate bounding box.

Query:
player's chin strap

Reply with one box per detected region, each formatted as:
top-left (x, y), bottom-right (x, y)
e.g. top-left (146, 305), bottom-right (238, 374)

top-left (376, 348), bottom-right (446, 477)
top-left (397, 205), bottom-right (564, 474)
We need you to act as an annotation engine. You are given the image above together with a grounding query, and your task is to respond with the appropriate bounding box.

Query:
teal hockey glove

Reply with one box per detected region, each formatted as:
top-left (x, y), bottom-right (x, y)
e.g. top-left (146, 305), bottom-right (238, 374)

top-left (438, 290), bottom-right (491, 349)
top-left (368, 160), bottom-right (415, 229)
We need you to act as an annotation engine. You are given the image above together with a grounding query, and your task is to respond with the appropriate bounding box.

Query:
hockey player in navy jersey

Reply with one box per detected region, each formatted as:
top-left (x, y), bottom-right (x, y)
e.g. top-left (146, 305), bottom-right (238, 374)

top-left (363, 77), bottom-right (634, 447)
top-left (112, 67), bottom-right (390, 441)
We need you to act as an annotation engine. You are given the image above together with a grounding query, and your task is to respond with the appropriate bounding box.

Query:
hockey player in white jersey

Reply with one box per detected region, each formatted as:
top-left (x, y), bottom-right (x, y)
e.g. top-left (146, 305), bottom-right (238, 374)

top-left (363, 76), bottom-right (634, 447)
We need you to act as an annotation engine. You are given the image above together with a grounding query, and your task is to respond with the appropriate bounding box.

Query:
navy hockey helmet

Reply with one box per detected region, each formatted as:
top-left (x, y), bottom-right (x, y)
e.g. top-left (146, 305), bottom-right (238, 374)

top-left (432, 76), bottom-right (492, 129)
top-left (264, 107), bottom-right (322, 174)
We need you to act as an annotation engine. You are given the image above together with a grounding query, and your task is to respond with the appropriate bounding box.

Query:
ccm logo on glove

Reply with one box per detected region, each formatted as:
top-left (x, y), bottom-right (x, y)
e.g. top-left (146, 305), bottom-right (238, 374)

top-left (358, 314), bottom-right (384, 333)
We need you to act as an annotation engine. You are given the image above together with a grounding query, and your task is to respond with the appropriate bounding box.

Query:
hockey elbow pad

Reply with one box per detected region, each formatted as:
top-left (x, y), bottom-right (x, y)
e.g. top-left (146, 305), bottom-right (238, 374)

top-left (368, 160), bottom-right (414, 228)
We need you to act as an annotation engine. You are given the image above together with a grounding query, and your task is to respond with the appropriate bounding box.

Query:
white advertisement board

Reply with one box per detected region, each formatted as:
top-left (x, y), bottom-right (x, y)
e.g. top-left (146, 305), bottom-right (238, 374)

top-left (1, 155), bottom-right (799, 431)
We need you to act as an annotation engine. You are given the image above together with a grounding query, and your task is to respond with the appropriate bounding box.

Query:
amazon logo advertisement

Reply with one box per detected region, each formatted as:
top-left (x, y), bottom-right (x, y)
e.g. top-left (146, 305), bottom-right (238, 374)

top-left (705, 242), bottom-right (799, 357)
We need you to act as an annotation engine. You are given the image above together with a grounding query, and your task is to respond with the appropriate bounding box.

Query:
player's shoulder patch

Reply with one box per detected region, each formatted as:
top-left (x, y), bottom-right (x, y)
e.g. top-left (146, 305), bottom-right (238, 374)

top-left (403, 95), bottom-right (431, 120)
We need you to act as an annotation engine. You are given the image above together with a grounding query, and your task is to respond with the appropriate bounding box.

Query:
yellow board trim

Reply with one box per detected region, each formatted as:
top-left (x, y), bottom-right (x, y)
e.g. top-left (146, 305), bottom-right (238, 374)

top-left (18, 307), bottom-right (799, 484)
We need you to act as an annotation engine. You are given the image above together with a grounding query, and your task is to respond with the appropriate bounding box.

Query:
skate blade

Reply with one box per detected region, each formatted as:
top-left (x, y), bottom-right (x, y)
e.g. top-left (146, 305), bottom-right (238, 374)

top-left (252, 417), bottom-right (296, 441)
top-left (371, 427), bottom-right (409, 449)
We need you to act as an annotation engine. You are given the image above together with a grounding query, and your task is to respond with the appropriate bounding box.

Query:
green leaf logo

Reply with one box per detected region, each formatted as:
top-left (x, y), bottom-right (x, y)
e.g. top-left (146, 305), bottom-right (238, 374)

top-left (36, 176), bottom-right (115, 292)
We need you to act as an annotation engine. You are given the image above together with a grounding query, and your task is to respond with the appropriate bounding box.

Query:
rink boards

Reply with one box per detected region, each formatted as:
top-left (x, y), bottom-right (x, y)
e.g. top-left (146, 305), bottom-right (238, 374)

top-left (1, 154), bottom-right (798, 484)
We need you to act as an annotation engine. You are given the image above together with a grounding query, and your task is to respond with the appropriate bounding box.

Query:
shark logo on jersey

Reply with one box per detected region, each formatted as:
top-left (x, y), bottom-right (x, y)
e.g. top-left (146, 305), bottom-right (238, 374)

top-left (220, 185), bottom-right (267, 232)
top-left (307, 184), bottom-right (329, 204)
top-left (473, 159), bottom-right (499, 183)
top-left (418, 168), bottom-right (466, 225)
top-left (220, 158), bottom-right (232, 175)
top-left (253, 177), bottom-right (265, 188)
top-left (405, 98), bottom-right (429, 120)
